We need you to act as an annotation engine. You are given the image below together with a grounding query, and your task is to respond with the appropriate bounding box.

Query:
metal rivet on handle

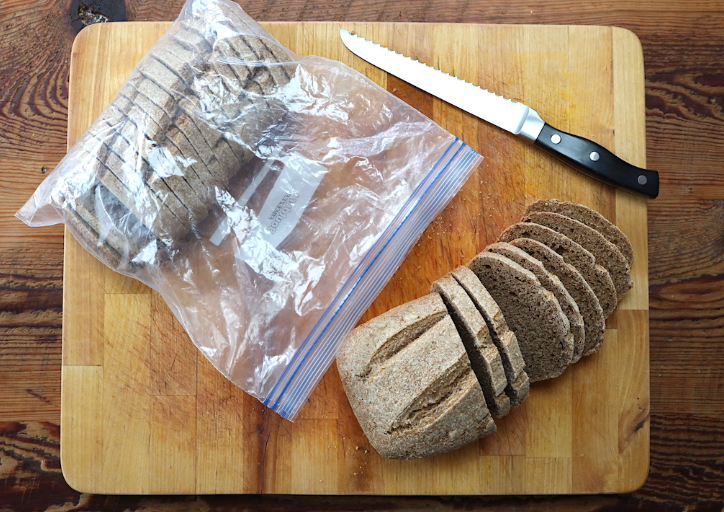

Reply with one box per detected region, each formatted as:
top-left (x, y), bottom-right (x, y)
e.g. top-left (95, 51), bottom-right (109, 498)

top-left (590, 151), bottom-right (600, 161)
top-left (638, 175), bottom-right (648, 185)
top-left (551, 134), bottom-right (561, 144)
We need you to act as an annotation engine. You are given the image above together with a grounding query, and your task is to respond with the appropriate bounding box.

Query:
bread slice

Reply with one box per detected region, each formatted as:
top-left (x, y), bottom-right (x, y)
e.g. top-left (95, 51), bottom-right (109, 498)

top-left (525, 199), bottom-right (634, 266)
top-left (468, 252), bottom-right (574, 382)
top-left (114, 129), bottom-right (198, 231)
top-left (337, 293), bottom-right (496, 459)
top-left (499, 222), bottom-right (617, 318)
top-left (508, 238), bottom-right (606, 357)
top-left (450, 266), bottom-right (529, 406)
top-left (166, 29), bottom-right (254, 172)
top-left (108, 93), bottom-right (216, 208)
top-left (486, 242), bottom-right (586, 363)
top-left (56, 179), bottom-right (167, 268)
top-left (218, 0), bottom-right (297, 84)
top-left (78, 138), bottom-right (189, 246)
top-left (107, 100), bottom-right (211, 222)
top-left (432, 275), bottom-right (510, 417)
top-left (522, 211), bottom-right (632, 301)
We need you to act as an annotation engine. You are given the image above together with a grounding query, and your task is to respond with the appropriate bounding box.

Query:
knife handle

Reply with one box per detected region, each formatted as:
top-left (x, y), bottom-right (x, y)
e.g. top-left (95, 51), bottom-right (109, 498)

top-left (534, 123), bottom-right (659, 198)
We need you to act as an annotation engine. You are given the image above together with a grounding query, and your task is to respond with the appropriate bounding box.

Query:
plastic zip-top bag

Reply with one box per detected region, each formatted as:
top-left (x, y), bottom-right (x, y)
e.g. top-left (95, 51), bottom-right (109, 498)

top-left (17, 0), bottom-right (483, 420)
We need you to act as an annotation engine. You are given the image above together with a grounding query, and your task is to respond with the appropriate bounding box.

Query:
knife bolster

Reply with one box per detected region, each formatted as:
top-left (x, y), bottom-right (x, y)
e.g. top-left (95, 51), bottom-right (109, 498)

top-left (518, 108), bottom-right (545, 141)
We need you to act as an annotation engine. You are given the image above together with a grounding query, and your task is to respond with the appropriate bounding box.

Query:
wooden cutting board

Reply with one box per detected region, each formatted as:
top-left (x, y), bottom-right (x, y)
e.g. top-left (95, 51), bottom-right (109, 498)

top-left (61, 21), bottom-right (650, 495)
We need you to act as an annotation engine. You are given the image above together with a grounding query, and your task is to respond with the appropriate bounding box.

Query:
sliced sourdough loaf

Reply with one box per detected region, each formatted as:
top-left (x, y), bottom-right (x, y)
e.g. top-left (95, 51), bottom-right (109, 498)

top-left (525, 199), bottom-right (634, 266)
top-left (509, 238), bottom-right (606, 356)
top-left (450, 266), bottom-right (529, 406)
top-left (337, 293), bottom-right (495, 459)
top-left (522, 211), bottom-right (632, 301)
top-left (499, 222), bottom-right (617, 318)
top-left (486, 242), bottom-right (586, 363)
top-left (432, 275), bottom-right (510, 417)
top-left (468, 252), bottom-right (574, 382)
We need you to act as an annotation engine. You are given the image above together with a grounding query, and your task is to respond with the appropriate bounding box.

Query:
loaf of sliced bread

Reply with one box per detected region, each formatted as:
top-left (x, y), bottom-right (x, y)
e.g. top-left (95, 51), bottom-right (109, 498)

top-left (522, 211), bottom-right (632, 301)
top-left (432, 275), bottom-right (510, 417)
top-left (60, 13), bottom-right (297, 264)
top-left (525, 199), bottom-right (634, 266)
top-left (450, 266), bottom-right (530, 406)
top-left (508, 238), bottom-right (606, 357)
top-left (337, 293), bottom-right (496, 459)
top-left (486, 242), bottom-right (586, 363)
top-left (468, 252), bottom-right (574, 382)
top-left (499, 222), bottom-right (617, 318)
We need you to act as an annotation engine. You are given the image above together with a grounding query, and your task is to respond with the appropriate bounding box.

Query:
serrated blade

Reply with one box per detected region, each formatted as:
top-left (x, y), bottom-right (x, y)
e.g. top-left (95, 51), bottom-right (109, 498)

top-left (339, 30), bottom-right (661, 198)
top-left (340, 30), bottom-right (543, 138)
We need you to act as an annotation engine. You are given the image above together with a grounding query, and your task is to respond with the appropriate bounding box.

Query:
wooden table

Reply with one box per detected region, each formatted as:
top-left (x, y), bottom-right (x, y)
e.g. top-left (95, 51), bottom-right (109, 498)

top-left (1, 0), bottom-right (722, 510)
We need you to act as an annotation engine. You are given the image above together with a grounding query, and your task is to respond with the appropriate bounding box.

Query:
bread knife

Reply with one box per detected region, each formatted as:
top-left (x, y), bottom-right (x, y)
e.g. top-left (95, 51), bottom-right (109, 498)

top-left (340, 30), bottom-right (659, 198)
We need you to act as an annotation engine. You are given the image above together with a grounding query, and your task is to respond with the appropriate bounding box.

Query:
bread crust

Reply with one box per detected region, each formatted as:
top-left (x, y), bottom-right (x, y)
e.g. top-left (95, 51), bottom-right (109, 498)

top-left (468, 252), bottom-right (574, 382)
top-left (432, 275), bottom-right (510, 417)
top-left (525, 199), bottom-right (634, 266)
top-left (522, 211), bottom-right (632, 301)
top-left (337, 293), bottom-right (496, 459)
top-left (450, 266), bottom-right (529, 406)
top-left (486, 242), bottom-right (586, 363)
top-left (499, 222), bottom-right (618, 318)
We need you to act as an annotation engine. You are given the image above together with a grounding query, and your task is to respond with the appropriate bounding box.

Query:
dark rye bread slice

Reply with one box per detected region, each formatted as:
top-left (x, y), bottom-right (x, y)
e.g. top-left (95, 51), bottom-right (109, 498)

top-left (111, 91), bottom-right (221, 210)
top-left (117, 79), bottom-right (174, 143)
top-left (141, 53), bottom-right (238, 186)
top-left (149, 47), bottom-right (199, 87)
top-left (522, 211), bottom-right (632, 301)
top-left (87, 94), bottom-right (202, 228)
top-left (165, 124), bottom-right (225, 191)
top-left (57, 180), bottom-right (167, 267)
top-left (173, 21), bottom-right (263, 115)
top-left (499, 222), bottom-right (617, 318)
top-left (214, 6), bottom-right (296, 118)
top-left (179, 19), bottom-right (281, 140)
top-left (486, 242), bottom-right (586, 363)
top-left (120, 80), bottom-right (238, 190)
top-left (526, 199), bottom-right (634, 266)
top-left (61, 194), bottom-right (123, 269)
top-left (337, 293), bottom-right (495, 459)
top-left (94, 117), bottom-right (202, 229)
top-left (468, 252), bottom-right (574, 382)
top-left (79, 135), bottom-right (189, 245)
top-left (142, 46), bottom-right (249, 184)
top-left (177, 19), bottom-right (254, 86)
top-left (450, 266), bottom-right (529, 406)
top-left (151, 42), bottom-right (242, 125)
top-left (166, 36), bottom-right (253, 127)
top-left (218, 0), bottom-right (297, 85)
top-left (167, 31), bottom-right (258, 168)
top-left (432, 275), bottom-right (510, 417)
top-left (132, 63), bottom-right (235, 187)
top-left (172, 114), bottom-right (237, 185)
top-left (509, 238), bottom-right (606, 357)
top-left (178, 96), bottom-right (254, 178)
top-left (106, 95), bottom-right (211, 221)
top-left (172, 19), bottom-right (288, 161)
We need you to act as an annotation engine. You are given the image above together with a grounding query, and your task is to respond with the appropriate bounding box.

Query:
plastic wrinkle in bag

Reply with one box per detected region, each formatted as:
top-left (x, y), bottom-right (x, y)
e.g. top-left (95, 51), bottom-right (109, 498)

top-left (17, 0), bottom-right (483, 420)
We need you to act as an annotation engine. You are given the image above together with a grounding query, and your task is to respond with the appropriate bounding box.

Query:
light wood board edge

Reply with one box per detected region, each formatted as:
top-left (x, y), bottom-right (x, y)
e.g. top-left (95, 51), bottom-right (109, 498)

top-left (61, 21), bottom-right (650, 495)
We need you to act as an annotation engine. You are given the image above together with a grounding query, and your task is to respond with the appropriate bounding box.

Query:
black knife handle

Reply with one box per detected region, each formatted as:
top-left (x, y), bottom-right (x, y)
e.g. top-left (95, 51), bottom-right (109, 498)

top-left (534, 123), bottom-right (659, 198)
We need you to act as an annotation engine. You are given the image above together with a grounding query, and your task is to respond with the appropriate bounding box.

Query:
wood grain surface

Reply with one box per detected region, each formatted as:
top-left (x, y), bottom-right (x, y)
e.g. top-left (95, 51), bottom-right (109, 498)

top-left (61, 21), bottom-right (648, 495)
top-left (1, 0), bottom-right (723, 510)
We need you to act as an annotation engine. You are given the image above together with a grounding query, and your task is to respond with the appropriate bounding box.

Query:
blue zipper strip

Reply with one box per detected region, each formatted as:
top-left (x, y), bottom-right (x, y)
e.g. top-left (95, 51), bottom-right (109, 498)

top-left (277, 144), bottom-right (479, 419)
top-left (262, 137), bottom-right (460, 408)
top-left (265, 138), bottom-right (481, 418)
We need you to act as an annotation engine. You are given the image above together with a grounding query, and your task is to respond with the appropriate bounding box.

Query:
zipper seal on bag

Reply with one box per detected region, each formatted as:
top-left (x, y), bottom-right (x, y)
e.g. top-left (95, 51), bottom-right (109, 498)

top-left (265, 138), bottom-right (483, 420)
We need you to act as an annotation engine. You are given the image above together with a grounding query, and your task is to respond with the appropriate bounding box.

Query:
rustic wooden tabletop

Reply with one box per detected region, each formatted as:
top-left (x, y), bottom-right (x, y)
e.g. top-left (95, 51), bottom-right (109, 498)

top-left (1, 0), bottom-right (722, 510)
